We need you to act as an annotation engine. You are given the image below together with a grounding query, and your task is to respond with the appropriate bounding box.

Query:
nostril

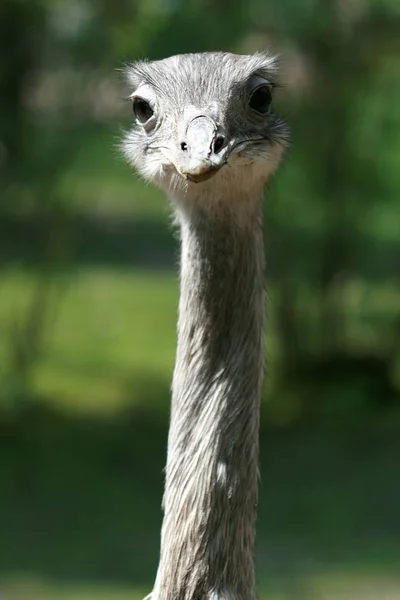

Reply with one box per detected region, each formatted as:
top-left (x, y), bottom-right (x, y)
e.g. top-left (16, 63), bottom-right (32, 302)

top-left (213, 135), bottom-right (225, 154)
top-left (181, 142), bottom-right (188, 151)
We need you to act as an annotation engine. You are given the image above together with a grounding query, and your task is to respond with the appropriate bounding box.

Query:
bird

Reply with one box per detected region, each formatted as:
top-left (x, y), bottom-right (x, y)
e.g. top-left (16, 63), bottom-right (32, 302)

top-left (122, 51), bottom-right (289, 600)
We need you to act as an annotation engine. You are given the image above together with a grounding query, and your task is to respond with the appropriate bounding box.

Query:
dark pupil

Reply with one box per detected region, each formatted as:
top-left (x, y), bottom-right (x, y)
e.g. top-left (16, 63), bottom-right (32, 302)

top-left (133, 98), bottom-right (154, 123)
top-left (249, 86), bottom-right (272, 114)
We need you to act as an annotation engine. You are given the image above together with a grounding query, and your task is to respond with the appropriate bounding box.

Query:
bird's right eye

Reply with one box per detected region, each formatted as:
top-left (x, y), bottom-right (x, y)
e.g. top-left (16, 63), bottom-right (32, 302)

top-left (133, 98), bottom-right (154, 124)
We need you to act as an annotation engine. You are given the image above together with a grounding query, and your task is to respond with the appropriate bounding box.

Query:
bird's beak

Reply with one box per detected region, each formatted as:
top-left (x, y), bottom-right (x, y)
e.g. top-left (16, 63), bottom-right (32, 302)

top-left (175, 115), bottom-right (227, 183)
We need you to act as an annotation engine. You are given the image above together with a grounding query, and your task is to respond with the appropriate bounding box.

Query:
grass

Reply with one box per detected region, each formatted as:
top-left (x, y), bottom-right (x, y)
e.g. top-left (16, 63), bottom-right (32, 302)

top-left (0, 581), bottom-right (146, 600)
top-left (2, 573), bottom-right (400, 600)
top-left (1, 265), bottom-right (399, 418)
top-left (0, 267), bottom-right (178, 414)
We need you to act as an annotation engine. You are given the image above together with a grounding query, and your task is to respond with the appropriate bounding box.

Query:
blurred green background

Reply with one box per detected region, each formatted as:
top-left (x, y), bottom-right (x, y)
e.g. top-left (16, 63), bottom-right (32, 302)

top-left (1, 0), bottom-right (400, 598)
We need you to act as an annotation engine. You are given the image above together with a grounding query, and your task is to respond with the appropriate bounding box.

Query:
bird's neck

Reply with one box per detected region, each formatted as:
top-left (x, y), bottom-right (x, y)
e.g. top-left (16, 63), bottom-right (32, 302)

top-left (154, 201), bottom-right (266, 600)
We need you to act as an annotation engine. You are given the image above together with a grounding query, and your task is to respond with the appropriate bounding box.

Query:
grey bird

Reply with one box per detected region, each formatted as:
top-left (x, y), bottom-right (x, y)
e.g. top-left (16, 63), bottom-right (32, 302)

top-left (122, 51), bottom-right (289, 600)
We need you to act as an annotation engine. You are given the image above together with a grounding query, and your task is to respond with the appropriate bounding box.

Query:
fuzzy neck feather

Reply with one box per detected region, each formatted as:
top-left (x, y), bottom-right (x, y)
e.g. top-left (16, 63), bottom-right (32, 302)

top-left (152, 197), bottom-right (266, 600)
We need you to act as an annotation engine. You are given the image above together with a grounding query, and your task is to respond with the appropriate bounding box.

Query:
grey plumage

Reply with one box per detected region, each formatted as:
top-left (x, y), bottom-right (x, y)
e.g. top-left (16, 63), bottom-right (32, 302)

top-left (122, 51), bottom-right (288, 600)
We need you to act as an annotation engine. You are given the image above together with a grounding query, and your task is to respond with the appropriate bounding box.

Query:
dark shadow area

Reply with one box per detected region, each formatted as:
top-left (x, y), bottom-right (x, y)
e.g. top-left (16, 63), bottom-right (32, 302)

top-left (1, 392), bottom-right (400, 588)
top-left (281, 353), bottom-right (400, 419)
top-left (0, 214), bottom-right (178, 271)
top-left (0, 399), bottom-right (167, 586)
top-left (0, 213), bottom-right (399, 280)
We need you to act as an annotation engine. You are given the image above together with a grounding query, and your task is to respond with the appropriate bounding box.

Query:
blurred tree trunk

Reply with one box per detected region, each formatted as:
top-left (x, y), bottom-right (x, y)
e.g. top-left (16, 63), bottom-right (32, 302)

top-left (0, 1), bottom-right (65, 405)
top-left (296, 5), bottom-right (375, 357)
top-left (0, 0), bottom-right (45, 178)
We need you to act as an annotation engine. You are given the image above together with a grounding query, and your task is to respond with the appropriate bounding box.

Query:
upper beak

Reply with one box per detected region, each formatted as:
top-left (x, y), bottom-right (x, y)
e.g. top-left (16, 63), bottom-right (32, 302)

top-left (175, 115), bottom-right (227, 183)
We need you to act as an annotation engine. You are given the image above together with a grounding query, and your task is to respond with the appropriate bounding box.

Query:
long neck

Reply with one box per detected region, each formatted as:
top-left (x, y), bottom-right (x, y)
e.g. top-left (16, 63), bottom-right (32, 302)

top-left (154, 201), bottom-right (266, 600)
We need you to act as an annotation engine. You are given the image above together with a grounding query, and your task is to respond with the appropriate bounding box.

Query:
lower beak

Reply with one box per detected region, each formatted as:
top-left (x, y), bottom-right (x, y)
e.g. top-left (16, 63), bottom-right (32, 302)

top-left (176, 116), bottom-right (227, 183)
top-left (181, 164), bottom-right (220, 183)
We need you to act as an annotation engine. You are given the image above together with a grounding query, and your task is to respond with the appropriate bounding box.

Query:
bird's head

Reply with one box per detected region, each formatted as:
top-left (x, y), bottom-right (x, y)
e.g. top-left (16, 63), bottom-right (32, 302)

top-left (122, 52), bottom-right (289, 206)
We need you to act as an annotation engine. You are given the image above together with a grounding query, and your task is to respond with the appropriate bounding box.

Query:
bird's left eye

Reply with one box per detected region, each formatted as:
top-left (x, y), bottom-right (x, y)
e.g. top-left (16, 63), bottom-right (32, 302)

top-left (133, 98), bottom-right (154, 123)
top-left (249, 85), bottom-right (272, 114)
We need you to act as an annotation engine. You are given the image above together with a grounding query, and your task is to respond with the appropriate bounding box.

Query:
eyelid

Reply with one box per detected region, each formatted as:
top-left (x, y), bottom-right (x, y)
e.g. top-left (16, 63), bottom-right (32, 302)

top-left (130, 93), bottom-right (155, 108)
top-left (246, 77), bottom-right (274, 111)
top-left (249, 75), bottom-right (272, 91)
top-left (131, 84), bottom-right (157, 104)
